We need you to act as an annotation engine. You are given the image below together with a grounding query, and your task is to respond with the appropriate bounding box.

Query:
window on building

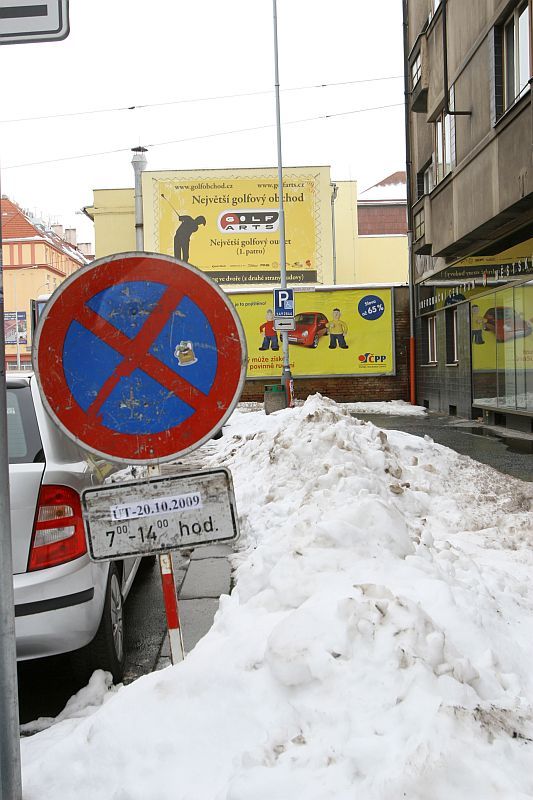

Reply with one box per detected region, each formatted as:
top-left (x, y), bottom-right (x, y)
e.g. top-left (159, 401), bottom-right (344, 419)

top-left (429, 0), bottom-right (441, 21)
top-left (414, 209), bottom-right (425, 240)
top-left (417, 171), bottom-right (424, 200)
top-left (425, 314), bottom-right (438, 363)
top-left (503, 2), bottom-right (530, 110)
top-left (423, 163), bottom-right (434, 194)
top-left (445, 307), bottom-right (458, 363)
top-left (434, 87), bottom-right (455, 184)
top-left (411, 53), bottom-right (422, 88)
top-left (416, 162), bottom-right (434, 199)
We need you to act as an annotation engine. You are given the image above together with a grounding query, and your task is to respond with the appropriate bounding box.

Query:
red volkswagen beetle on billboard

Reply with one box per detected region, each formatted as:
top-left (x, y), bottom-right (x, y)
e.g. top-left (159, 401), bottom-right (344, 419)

top-left (482, 306), bottom-right (532, 343)
top-left (288, 312), bottom-right (329, 348)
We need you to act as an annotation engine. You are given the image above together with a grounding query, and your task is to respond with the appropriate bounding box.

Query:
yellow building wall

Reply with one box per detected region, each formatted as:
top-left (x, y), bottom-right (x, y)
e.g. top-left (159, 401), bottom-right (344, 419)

top-left (2, 234), bottom-right (86, 366)
top-left (88, 188), bottom-right (136, 258)
top-left (4, 267), bottom-right (60, 361)
top-left (87, 175), bottom-right (408, 286)
top-left (356, 236), bottom-right (408, 284)
top-left (333, 181), bottom-right (358, 284)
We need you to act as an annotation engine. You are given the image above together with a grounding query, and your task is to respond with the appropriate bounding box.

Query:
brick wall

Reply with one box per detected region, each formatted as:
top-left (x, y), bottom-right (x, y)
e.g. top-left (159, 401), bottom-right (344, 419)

top-left (241, 288), bottom-right (411, 403)
top-left (358, 204), bottom-right (407, 236)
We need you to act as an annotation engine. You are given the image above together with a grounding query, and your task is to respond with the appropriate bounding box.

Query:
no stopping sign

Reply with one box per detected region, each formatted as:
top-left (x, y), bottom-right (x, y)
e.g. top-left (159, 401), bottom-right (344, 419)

top-left (33, 252), bottom-right (247, 464)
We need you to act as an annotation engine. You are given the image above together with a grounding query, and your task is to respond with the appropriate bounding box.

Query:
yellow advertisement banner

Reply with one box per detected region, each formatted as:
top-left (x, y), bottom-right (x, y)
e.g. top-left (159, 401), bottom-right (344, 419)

top-left (145, 170), bottom-right (326, 285)
top-left (456, 237), bottom-right (533, 267)
top-left (230, 288), bottom-right (395, 377)
top-left (471, 286), bottom-right (533, 374)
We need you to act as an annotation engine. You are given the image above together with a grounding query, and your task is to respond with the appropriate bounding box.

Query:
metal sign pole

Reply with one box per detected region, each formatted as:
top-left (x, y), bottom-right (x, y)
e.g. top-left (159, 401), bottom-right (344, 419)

top-left (272, 0), bottom-right (292, 403)
top-left (158, 553), bottom-right (185, 664)
top-left (1, 11), bottom-right (71, 795)
top-left (0, 186), bottom-right (23, 800)
top-left (130, 150), bottom-right (184, 664)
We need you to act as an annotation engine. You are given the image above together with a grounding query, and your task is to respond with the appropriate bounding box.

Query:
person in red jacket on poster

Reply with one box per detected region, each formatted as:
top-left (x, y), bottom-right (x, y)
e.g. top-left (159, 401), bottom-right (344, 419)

top-left (259, 309), bottom-right (280, 351)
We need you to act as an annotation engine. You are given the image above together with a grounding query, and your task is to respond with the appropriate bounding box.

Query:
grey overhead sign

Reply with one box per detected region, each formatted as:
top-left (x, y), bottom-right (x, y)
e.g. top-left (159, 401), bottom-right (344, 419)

top-left (0, 0), bottom-right (69, 44)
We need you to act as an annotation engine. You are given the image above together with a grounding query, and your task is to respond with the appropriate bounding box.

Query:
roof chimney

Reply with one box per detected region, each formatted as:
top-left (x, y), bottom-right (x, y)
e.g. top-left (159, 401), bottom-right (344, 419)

top-left (64, 228), bottom-right (77, 246)
top-left (51, 224), bottom-right (64, 238)
top-left (77, 242), bottom-right (94, 259)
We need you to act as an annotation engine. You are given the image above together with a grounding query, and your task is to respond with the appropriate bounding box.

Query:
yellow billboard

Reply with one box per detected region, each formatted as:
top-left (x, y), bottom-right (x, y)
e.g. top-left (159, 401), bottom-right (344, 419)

top-left (143, 168), bottom-right (332, 285)
top-left (229, 287), bottom-right (395, 378)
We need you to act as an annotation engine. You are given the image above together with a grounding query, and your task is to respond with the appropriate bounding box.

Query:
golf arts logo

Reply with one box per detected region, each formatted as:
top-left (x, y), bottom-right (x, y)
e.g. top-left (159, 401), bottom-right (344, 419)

top-left (218, 210), bottom-right (280, 233)
top-left (358, 352), bottom-right (387, 364)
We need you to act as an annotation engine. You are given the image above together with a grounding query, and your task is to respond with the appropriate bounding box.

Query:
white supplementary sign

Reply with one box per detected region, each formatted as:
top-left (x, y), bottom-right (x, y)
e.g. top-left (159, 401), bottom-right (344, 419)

top-left (274, 318), bottom-right (295, 331)
top-left (82, 468), bottom-right (239, 561)
top-left (111, 491), bottom-right (203, 522)
top-left (0, 0), bottom-right (69, 44)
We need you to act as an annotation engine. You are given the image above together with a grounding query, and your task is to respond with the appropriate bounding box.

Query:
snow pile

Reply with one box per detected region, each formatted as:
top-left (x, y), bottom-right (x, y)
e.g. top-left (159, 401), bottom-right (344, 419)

top-left (21, 395), bottom-right (533, 799)
top-left (20, 671), bottom-right (116, 737)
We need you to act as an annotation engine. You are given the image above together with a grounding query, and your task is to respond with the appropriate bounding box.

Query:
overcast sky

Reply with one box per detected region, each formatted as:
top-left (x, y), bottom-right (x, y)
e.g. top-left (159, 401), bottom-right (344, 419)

top-left (0, 0), bottom-right (405, 245)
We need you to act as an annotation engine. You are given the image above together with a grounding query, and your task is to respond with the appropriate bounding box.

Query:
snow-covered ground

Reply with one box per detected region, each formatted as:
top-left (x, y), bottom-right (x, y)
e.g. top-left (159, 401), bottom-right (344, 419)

top-left (21, 395), bottom-right (533, 799)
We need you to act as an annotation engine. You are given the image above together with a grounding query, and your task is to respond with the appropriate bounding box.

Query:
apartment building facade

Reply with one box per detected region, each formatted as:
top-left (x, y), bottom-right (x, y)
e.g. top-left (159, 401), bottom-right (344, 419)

top-left (404, 0), bottom-right (533, 430)
top-left (1, 198), bottom-right (88, 370)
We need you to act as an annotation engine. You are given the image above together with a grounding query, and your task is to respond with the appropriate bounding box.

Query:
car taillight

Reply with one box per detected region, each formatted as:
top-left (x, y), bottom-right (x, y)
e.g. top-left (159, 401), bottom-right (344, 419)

top-left (28, 485), bottom-right (87, 571)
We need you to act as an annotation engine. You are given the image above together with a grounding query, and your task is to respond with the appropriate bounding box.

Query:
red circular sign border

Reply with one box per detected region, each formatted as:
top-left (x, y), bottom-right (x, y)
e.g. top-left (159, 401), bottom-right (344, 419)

top-left (33, 252), bottom-right (247, 464)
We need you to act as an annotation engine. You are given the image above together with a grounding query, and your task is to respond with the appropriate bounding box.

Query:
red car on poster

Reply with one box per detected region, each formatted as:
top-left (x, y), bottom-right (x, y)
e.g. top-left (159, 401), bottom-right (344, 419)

top-left (482, 306), bottom-right (532, 343)
top-left (288, 312), bottom-right (329, 348)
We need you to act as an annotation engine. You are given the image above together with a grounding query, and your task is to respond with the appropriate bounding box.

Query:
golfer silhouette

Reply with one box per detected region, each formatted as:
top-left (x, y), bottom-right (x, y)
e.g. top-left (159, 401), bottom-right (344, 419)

top-left (173, 215), bottom-right (206, 263)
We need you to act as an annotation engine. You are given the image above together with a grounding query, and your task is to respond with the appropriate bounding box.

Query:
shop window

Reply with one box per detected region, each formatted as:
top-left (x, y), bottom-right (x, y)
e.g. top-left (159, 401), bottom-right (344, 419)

top-left (445, 307), bottom-right (458, 363)
top-left (434, 87), bottom-right (455, 184)
top-left (472, 284), bottom-right (533, 411)
top-left (503, 2), bottom-right (530, 110)
top-left (514, 283), bottom-right (533, 411)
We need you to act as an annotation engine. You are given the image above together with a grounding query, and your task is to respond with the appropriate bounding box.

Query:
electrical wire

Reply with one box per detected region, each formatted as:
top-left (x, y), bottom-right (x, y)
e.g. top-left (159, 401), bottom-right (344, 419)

top-left (2, 102), bottom-right (404, 170)
top-left (0, 75), bottom-right (404, 125)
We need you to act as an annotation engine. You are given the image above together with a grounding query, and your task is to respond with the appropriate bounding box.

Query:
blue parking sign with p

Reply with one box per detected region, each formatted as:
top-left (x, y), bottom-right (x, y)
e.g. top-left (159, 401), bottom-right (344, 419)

top-left (274, 288), bottom-right (294, 317)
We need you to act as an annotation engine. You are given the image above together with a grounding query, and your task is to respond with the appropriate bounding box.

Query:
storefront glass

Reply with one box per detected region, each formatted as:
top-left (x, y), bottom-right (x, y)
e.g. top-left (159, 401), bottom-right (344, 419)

top-left (471, 282), bottom-right (533, 411)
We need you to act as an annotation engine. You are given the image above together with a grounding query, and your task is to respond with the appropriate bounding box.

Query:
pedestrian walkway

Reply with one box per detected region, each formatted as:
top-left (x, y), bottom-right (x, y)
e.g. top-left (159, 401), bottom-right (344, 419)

top-left (156, 544), bottom-right (232, 669)
top-left (353, 411), bottom-right (533, 482)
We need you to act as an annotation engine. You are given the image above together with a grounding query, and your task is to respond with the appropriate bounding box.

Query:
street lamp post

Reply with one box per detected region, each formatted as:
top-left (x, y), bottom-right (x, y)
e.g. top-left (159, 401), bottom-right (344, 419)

top-left (13, 271), bottom-right (20, 371)
top-left (272, 0), bottom-right (292, 402)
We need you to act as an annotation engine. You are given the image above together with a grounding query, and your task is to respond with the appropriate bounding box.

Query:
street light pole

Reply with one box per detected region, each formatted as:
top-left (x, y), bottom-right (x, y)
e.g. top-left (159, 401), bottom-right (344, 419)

top-left (272, 0), bottom-right (292, 400)
top-left (13, 272), bottom-right (20, 371)
top-left (132, 147), bottom-right (148, 252)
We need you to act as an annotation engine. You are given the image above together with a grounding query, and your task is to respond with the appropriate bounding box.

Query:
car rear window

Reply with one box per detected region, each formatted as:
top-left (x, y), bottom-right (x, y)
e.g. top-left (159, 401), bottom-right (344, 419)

top-left (7, 386), bottom-right (44, 464)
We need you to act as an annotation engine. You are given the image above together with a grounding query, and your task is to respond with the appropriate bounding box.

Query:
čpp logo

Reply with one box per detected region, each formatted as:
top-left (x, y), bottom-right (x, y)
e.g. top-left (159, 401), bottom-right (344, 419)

top-left (358, 353), bottom-right (387, 363)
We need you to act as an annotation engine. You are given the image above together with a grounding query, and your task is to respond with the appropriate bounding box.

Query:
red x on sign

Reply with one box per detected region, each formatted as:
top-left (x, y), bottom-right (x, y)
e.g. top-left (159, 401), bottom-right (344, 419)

top-left (33, 253), bottom-right (247, 464)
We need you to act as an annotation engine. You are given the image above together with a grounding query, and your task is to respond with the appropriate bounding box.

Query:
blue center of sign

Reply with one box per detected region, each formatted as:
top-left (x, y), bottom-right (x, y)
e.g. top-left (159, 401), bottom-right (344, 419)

top-left (62, 281), bottom-right (218, 435)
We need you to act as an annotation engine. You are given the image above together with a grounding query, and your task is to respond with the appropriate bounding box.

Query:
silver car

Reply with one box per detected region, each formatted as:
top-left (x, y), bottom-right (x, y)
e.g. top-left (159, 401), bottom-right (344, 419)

top-left (8, 373), bottom-right (141, 681)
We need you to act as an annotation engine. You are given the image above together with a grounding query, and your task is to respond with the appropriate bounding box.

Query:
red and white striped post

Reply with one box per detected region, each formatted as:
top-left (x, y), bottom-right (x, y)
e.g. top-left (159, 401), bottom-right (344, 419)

top-left (158, 553), bottom-right (185, 664)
